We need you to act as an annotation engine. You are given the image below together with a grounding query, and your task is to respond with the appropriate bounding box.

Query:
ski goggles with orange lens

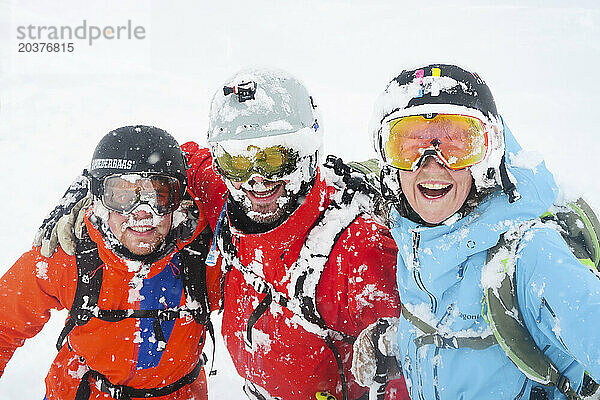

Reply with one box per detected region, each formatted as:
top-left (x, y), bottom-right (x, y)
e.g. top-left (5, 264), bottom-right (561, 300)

top-left (383, 113), bottom-right (489, 170)
top-left (101, 174), bottom-right (183, 215)
top-left (213, 144), bottom-right (299, 182)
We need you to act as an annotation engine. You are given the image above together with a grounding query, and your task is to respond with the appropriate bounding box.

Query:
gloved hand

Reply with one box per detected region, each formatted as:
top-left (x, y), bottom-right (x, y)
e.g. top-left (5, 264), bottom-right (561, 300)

top-left (351, 317), bottom-right (400, 388)
top-left (171, 197), bottom-right (202, 241)
top-left (33, 174), bottom-right (91, 257)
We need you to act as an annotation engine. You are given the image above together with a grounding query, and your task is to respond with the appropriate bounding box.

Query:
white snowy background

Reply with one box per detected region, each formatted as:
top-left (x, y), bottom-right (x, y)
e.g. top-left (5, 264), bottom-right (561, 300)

top-left (0, 0), bottom-right (599, 398)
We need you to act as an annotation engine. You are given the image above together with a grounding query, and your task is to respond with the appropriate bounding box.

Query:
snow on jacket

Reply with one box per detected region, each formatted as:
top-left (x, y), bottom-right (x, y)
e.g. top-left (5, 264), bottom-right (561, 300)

top-left (391, 122), bottom-right (600, 400)
top-left (183, 143), bottom-right (408, 400)
top-left (0, 207), bottom-right (221, 400)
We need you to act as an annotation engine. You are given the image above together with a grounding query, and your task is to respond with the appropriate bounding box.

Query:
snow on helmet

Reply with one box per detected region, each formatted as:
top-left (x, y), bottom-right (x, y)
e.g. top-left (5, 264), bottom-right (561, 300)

top-left (89, 125), bottom-right (188, 199)
top-left (207, 67), bottom-right (322, 166)
top-left (371, 64), bottom-right (518, 201)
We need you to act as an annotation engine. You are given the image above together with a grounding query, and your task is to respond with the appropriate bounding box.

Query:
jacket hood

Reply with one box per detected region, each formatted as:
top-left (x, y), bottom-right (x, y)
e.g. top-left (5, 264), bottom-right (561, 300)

top-left (389, 120), bottom-right (558, 303)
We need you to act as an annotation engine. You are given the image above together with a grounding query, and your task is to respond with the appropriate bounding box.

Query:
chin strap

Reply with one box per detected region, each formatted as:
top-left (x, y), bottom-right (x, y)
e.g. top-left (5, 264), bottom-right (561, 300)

top-left (498, 154), bottom-right (520, 203)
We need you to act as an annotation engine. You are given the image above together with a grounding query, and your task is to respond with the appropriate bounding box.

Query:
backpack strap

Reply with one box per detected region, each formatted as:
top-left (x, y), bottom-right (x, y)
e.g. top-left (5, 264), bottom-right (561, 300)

top-left (57, 225), bottom-right (215, 360)
top-left (285, 195), bottom-right (363, 338)
top-left (483, 223), bottom-right (583, 400)
top-left (218, 221), bottom-right (353, 400)
top-left (179, 224), bottom-right (213, 325)
top-left (178, 224), bottom-right (217, 375)
top-left (571, 198), bottom-right (600, 268)
top-left (56, 229), bottom-right (104, 350)
top-left (401, 307), bottom-right (497, 350)
top-left (217, 219), bottom-right (352, 343)
top-left (282, 156), bottom-right (377, 338)
top-left (75, 353), bottom-right (208, 400)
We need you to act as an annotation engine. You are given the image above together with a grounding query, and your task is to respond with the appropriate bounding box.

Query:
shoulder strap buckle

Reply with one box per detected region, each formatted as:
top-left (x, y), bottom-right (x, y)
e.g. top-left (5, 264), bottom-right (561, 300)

top-left (157, 309), bottom-right (181, 321)
top-left (556, 374), bottom-right (572, 394)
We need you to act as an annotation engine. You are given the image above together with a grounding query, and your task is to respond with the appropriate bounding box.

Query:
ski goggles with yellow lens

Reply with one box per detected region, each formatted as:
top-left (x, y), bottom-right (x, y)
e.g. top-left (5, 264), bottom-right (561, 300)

top-left (383, 113), bottom-right (489, 170)
top-left (101, 174), bottom-right (183, 215)
top-left (213, 144), bottom-right (299, 182)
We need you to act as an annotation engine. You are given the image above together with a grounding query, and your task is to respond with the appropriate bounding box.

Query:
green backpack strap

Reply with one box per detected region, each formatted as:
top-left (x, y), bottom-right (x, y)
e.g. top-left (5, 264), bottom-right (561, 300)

top-left (401, 307), bottom-right (497, 350)
top-left (484, 225), bottom-right (583, 400)
top-left (541, 198), bottom-right (600, 269)
top-left (346, 158), bottom-right (380, 177)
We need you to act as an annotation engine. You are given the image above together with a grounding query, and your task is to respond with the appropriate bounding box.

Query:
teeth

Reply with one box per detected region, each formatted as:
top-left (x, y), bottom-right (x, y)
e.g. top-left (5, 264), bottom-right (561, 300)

top-left (420, 183), bottom-right (451, 190)
top-left (129, 226), bottom-right (153, 233)
top-left (251, 186), bottom-right (279, 198)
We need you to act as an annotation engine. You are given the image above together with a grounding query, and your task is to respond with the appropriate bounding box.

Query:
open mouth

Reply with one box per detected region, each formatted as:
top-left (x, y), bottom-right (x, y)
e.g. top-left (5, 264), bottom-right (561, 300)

top-left (127, 226), bottom-right (156, 235)
top-left (246, 183), bottom-right (283, 202)
top-left (418, 182), bottom-right (453, 199)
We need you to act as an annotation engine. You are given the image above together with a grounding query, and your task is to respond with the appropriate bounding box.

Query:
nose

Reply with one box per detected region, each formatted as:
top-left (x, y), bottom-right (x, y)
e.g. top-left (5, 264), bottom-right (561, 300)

top-left (249, 174), bottom-right (265, 183)
top-left (420, 155), bottom-right (446, 170)
top-left (133, 208), bottom-right (152, 219)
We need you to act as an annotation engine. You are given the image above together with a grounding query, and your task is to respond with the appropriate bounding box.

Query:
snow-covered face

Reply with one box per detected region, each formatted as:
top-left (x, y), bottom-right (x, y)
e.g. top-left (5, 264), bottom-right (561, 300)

top-left (221, 151), bottom-right (316, 225)
top-left (107, 204), bottom-right (172, 255)
top-left (229, 175), bottom-right (294, 224)
top-left (400, 156), bottom-right (472, 224)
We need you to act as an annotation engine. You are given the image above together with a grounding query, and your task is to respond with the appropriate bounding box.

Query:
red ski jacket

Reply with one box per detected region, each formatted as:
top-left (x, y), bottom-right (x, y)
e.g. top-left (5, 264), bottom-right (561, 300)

top-left (0, 207), bottom-right (221, 399)
top-left (184, 143), bottom-right (409, 400)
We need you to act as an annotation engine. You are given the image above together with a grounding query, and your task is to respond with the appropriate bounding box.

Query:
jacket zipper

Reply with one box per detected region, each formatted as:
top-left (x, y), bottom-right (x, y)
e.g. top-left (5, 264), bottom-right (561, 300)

top-left (415, 345), bottom-right (426, 400)
top-left (433, 347), bottom-right (441, 400)
top-left (411, 231), bottom-right (438, 313)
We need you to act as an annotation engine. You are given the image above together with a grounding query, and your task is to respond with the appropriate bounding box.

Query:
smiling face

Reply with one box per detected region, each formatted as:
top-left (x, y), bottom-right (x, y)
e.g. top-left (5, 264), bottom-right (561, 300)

top-left (230, 175), bottom-right (293, 224)
top-left (107, 206), bottom-right (172, 255)
top-left (399, 156), bottom-right (473, 224)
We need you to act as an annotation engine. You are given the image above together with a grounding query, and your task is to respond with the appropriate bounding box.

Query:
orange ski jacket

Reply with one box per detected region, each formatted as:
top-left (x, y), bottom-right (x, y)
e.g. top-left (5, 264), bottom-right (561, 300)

top-left (0, 206), bottom-right (221, 399)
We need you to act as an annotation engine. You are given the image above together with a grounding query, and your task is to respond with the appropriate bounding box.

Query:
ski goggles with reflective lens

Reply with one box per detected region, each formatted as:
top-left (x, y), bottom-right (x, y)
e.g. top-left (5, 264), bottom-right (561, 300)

top-left (213, 144), bottom-right (299, 182)
top-left (382, 113), bottom-right (489, 170)
top-left (101, 174), bottom-right (183, 215)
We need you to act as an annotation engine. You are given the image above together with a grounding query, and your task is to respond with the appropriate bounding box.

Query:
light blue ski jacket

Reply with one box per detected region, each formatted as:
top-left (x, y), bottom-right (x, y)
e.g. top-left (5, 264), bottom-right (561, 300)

top-left (391, 123), bottom-right (600, 399)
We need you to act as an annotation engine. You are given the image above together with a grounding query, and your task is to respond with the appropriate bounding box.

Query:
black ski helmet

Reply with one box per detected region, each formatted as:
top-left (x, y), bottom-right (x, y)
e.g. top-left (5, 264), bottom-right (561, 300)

top-left (387, 64), bottom-right (498, 121)
top-left (89, 125), bottom-right (188, 199)
top-left (372, 63), bottom-right (519, 203)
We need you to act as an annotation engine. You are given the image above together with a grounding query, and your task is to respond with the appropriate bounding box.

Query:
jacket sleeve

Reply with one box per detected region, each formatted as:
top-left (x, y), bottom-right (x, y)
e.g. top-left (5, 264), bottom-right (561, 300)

top-left (516, 225), bottom-right (600, 381)
top-left (0, 248), bottom-right (73, 376)
top-left (181, 142), bottom-right (228, 230)
top-left (181, 142), bottom-right (225, 312)
top-left (318, 216), bottom-right (401, 337)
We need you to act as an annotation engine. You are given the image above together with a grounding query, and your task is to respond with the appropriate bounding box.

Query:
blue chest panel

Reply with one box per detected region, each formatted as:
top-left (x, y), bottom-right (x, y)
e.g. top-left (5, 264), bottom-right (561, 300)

top-left (137, 253), bottom-right (183, 369)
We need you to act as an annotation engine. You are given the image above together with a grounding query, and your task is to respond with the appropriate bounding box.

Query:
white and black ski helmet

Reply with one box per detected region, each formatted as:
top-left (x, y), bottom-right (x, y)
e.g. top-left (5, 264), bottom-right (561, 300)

top-left (89, 125), bottom-right (188, 198)
top-left (207, 67), bottom-right (322, 163)
top-left (372, 64), bottom-right (517, 200)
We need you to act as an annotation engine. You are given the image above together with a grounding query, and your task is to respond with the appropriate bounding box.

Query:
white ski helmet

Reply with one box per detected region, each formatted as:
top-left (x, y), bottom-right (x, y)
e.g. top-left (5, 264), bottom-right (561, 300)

top-left (208, 67), bottom-right (322, 165)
